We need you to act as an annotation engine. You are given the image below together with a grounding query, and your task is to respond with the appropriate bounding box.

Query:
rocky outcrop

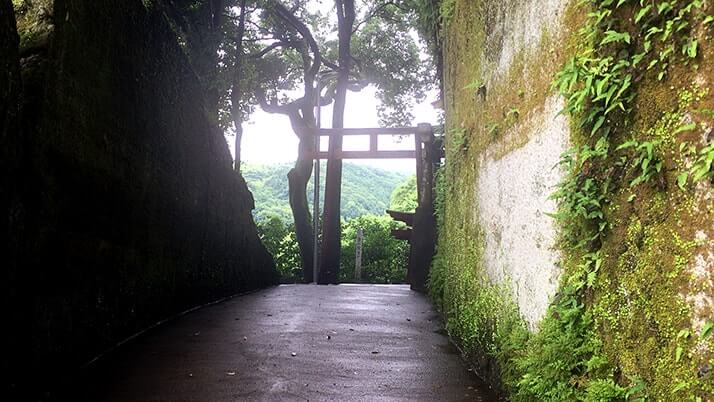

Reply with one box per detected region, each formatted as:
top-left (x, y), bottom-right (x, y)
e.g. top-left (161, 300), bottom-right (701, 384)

top-left (3, 0), bottom-right (277, 397)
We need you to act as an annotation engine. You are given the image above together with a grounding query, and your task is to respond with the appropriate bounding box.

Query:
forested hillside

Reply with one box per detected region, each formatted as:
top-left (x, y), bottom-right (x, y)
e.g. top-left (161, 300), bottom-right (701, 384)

top-left (243, 162), bottom-right (410, 221)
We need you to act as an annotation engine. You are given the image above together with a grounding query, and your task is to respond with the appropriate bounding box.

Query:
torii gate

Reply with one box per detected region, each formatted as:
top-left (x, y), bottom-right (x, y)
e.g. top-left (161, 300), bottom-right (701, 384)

top-left (303, 123), bottom-right (439, 292)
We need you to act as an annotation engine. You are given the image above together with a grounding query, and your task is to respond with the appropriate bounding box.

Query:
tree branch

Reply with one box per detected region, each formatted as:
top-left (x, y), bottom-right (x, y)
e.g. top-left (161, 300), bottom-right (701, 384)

top-left (351, 1), bottom-right (398, 35)
top-left (255, 87), bottom-right (303, 115)
top-left (270, 0), bottom-right (322, 85)
top-left (249, 40), bottom-right (302, 58)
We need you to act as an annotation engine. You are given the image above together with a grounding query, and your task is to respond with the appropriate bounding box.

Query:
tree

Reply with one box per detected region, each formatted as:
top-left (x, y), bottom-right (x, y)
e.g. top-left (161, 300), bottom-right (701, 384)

top-left (218, 0), bottom-right (331, 282)
top-left (229, 0), bottom-right (248, 171)
top-left (319, 0), bottom-right (433, 283)
top-left (317, 0), bottom-right (355, 284)
top-left (217, 0), bottom-right (433, 282)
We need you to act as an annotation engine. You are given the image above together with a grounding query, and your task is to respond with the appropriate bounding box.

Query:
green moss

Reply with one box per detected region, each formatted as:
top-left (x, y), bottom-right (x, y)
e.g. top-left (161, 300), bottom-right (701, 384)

top-left (434, 0), bottom-right (714, 400)
top-left (12, 0), bottom-right (53, 53)
top-left (593, 84), bottom-right (714, 400)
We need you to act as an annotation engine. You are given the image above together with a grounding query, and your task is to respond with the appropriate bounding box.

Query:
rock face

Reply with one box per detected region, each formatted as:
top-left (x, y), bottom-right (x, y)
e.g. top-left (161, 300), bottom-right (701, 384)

top-left (3, 0), bottom-right (277, 396)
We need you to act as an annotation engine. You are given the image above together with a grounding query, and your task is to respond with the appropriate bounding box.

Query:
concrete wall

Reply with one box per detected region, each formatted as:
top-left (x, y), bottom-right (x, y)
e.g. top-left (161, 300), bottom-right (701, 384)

top-left (476, 96), bottom-right (569, 328)
top-left (444, 0), bottom-right (573, 327)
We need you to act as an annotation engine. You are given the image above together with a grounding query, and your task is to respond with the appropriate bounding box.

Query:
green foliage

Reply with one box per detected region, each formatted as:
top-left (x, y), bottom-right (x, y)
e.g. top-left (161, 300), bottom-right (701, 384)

top-left (389, 175), bottom-right (418, 212)
top-left (255, 168), bottom-right (417, 283)
top-left (680, 141), bottom-right (714, 186)
top-left (352, 7), bottom-right (432, 126)
top-left (258, 213), bottom-right (409, 284)
top-left (548, 138), bottom-right (610, 249)
top-left (433, 165), bottom-right (447, 231)
top-left (616, 139), bottom-right (664, 187)
top-left (243, 162), bottom-right (409, 222)
top-left (256, 216), bottom-right (302, 282)
top-left (410, 0), bottom-right (443, 53)
top-left (446, 127), bottom-right (468, 156)
top-left (339, 215), bottom-right (409, 284)
top-left (439, 0), bottom-right (456, 26)
top-left (511, 281), bottom-right (616, 401)
top-left (220, 0), bottom-right (435, 131)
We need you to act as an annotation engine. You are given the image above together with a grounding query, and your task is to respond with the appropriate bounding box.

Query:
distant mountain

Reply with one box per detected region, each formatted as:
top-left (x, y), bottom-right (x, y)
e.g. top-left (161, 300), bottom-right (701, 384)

top-left (242, 162), bottom-right (409, 222)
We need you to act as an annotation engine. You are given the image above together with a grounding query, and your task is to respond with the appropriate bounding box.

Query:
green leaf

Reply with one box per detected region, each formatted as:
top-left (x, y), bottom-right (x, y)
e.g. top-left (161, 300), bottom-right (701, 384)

top-left (591, 116), bottom-right (606, 135)
top-left (701, 321), bottom-right (714, 340)
top-left (616, 140), bottom-right (638, 151)
top-left (601, 30), bottom-right (631, 45)
top-left (635, 5), bottom-right (652, 23)
top-left (685, 40), bottom-right (698, 58)
top-left (675, 346), bottom-right (683, 362)
top-left (677, 172), bottom-right (688, 190)
top-left (672, 381), bottom-right (689, 393)
top-left (673, 122), bottom-right (697, 135)
top-left (463, 80), bottom-right (482, 90)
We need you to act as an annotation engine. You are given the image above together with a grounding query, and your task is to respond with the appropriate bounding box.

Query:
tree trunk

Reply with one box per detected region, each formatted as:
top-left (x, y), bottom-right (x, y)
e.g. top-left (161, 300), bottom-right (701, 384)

top-left (289, 137), bottom-right (315, 282)
top-left (318, 0), bottom-right (354, 284)
top-left (231, 0), bottom-right (247, 172)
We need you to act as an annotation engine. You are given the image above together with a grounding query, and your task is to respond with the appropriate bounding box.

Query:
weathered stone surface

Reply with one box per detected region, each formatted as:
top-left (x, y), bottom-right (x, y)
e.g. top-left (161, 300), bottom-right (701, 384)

top-left (473, 0), bottom-right (571, 327)
top-left (4, 0), bottom-right (277, 396)
top-left (477, 96), bottom-right (569, 328)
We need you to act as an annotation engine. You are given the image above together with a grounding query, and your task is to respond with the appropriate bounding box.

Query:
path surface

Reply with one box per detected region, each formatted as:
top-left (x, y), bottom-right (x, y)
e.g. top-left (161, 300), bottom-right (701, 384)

top-left (89, 284), bottom-right (497, 401)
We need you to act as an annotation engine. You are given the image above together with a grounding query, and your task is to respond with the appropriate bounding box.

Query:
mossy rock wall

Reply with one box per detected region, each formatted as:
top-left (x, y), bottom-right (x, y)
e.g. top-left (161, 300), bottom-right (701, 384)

top-left (435, 0), bottom-right (714, 399)
top-left (3, 0), bottom-right (278, 397)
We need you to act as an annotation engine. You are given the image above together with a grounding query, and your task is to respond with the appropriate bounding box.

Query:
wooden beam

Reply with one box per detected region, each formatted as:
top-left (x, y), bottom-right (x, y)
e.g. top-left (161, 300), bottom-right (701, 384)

top-left (307, 127), bottom-right (420, 137)
top-left (304, 150), bottom-right (416, 160)
top-left (386, 210), bottom-right (415, 226)
top-left (391, 228), bottom-right (412, 241)
top-left (369, 133), bottom-right (378, 152)
top-left (415, 134), bottom-right (423, 202)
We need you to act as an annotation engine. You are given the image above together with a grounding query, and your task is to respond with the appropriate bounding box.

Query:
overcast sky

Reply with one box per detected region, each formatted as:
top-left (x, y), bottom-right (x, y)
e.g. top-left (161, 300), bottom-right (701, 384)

top-left (224, 85), bottom-right (440, 174)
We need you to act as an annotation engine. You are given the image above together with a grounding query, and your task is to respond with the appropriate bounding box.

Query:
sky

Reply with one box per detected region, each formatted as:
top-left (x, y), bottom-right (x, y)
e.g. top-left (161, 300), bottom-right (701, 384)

top-left (223, 86), bottom-right (441, 174)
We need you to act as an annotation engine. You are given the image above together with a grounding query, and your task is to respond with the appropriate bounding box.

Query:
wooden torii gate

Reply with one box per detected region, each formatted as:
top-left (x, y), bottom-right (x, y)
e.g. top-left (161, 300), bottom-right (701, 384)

top-left (304, 123), bottom-right (439, 292)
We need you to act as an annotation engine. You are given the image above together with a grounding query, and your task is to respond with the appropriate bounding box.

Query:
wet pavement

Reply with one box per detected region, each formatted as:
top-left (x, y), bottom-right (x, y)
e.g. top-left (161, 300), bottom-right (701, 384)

top-left (89, 284), bottom-right (497, 401)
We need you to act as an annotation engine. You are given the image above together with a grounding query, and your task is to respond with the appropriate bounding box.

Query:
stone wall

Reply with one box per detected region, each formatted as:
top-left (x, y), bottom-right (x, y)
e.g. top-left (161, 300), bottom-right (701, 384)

top-left (438, 0), bottom-right (576, 328)
top-left (476, 96), bottom-right (568, 328)
top-left (434, 0), bottom-right (714, 398)
top-left (3, 0), bottom-right (278, 397)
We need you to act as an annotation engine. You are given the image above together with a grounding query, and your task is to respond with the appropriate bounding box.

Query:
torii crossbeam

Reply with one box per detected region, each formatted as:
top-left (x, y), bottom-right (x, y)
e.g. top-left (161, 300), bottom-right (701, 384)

top-left (303, 123), bottom-right (439, 292)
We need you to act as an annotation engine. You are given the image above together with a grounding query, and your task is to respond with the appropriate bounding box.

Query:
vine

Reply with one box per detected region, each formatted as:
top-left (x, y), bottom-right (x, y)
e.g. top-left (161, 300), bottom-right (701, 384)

top-left (431, 0), bottom-right (714, 400)
top-left (532, 0), bottom-right (714, 399)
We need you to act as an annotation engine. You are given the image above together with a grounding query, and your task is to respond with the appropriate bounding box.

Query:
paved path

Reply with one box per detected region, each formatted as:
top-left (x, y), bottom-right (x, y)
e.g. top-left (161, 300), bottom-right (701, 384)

top-left (89, 285), bottom-right (497, 401)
